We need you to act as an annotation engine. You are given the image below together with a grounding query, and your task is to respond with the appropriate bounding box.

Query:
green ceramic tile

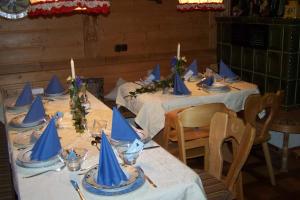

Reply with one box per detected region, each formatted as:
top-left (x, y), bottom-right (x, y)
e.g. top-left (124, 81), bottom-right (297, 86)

top-left (267, 52), bottom-right (282, 77)
top-left (253, 73), bottom-right (266, 93)
top-left (254, 50), bottom-right (267, 74)
top-left (283, 26), bottom-right (300, 52)
top-left (281, 80), bottom-right (296, 105)
top-left (242, 48), bottom-right (253, 71)
top-left (241, 71), bottom-right (253, 83)
top-left (282, 53), bottom-right (298, 80)
top-left (266, 77), bottom-right (280, 93)
top-left (222, 23), bottom-right (231, 43)
top-left (221, 45), bottom-right (231, 65)
top-left (231, 45), bottom-right (242, 67)
top-left (268, 25), bottom-right (283, 50)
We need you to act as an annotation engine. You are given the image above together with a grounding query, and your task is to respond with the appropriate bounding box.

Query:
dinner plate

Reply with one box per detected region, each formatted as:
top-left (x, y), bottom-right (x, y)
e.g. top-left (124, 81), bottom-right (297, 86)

top-left (9, 114), bottom-right (46, 128)
top-left (16, 147), bottom-right (62, 168)
top-left (44, 90), bottom-right (68, 97)
top-left (224, 76), bottom-right (240, 83)
top-left (82, 165), bottom-right (145, 196)
top-left (5, 99), bottom-right (30, 113)
top-left (202, 82), bottom-right (230, 93)
top-left (188, 75), bottom-right (201, 82)
top-left (13, 131), bottom-right (41, 148)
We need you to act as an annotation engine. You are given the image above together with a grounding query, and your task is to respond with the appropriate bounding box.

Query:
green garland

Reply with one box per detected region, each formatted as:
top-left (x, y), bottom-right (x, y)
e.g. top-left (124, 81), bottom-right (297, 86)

top-left (68, 77), bottom-right (87, 133)
top-left (126, 57), bottom-right (187, 98)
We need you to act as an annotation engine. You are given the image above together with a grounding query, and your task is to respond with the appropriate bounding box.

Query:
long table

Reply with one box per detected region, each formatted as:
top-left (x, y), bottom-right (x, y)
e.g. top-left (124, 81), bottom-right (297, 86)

top-left (5, 92), bottom-right (207, 200)
top-left (116, 81), bottom-right (259, 138)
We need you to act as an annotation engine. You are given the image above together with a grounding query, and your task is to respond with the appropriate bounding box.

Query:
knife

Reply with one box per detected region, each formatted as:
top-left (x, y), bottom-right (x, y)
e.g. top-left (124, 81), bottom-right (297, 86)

top-left (70, 180), bottom-right (86, 200)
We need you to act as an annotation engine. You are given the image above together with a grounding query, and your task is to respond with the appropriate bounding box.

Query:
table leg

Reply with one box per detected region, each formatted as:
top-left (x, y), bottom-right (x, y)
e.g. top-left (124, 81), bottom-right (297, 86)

top-left (281, 132), bottom-right (289, 172)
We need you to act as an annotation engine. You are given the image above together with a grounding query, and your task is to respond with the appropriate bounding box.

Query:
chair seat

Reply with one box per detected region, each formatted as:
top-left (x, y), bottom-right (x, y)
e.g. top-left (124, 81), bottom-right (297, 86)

top-left (197, 169), bottom-right (233, 200)
top-left (169, 127), bottom-right (209, 142)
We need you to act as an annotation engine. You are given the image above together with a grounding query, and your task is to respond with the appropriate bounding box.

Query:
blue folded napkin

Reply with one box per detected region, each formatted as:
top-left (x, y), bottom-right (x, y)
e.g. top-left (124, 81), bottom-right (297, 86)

top-left (15, 83), bottom-right (33, 107)
top-left (173, 73), bottom-right (190, 95)
top-left (30, 118), bottom-right (62, 161)
top-left (170, 56), bottom-right (177, 68)
top-left (219, 60), bottom-right (237, 78)
top-left (45, 75), bottom-right (65, 94)
top-left (23, 96), bottom-right (46, 124)
top-left (151, 64), bottom-right (160, 81)
top-left (201, 76), bottom-right (214, 86)
top-left (111, 107), bottom-right (140, 142)
top-left (97, 133), bottom-right (128, 186)
top-left (187, 60), bottom-right (198, 76)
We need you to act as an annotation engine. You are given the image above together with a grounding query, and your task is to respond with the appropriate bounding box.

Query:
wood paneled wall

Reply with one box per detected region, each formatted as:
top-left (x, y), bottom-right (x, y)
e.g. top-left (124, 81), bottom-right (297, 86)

top-left (0, 0), bottom-right (218, 96)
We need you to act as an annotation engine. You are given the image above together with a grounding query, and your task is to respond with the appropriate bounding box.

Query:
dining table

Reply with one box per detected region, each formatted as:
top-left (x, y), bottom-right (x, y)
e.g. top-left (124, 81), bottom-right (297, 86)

top-left (116, 80), bottom-right (260, 138)
top-left (4, 91), bottom-right (207, 200)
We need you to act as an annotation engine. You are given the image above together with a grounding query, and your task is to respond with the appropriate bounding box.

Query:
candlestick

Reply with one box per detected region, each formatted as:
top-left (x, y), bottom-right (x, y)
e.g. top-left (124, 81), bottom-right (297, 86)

top-left (71, 58), bottom-right (75, 79)
top-left (177, 43), bottom-right (180, 59)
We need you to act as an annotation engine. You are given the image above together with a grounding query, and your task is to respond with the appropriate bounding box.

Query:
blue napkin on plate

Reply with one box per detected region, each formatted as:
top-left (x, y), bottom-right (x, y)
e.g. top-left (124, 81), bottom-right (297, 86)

top-left (15, 83), bottom-right (33, 107)
top-left (219, 60), bottom-right (237, 78)
top-left (45, 75), bottom-right (65, 94)
top-left (187, 60), bottom-right (198, 76)
top-left (173, 73), bottom-right (190, 95)
top-left (170, 56), bottom-right (177, 68)
top-left (30, 118), bottom-right (62, 161)
top-left (111, 107), bottom-right (140, 142)
top-left (23, 96), bottom-right (46, 124)
top-left (151, 64), bottom-right (160, 81)
top-left (97, 133), bottom-right (128, 186)
top-left (201, 76), bottom-right (214, 86)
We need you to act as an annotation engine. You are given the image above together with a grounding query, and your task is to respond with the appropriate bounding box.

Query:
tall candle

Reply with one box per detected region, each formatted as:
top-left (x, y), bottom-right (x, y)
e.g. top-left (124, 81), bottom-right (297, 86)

top-left (70, 58), bottom-right (75, 79)
top-left (177, 43), bottom-right (180, 59)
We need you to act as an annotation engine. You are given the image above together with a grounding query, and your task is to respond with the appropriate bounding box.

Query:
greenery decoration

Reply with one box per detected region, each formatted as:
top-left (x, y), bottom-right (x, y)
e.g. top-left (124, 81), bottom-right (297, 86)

top-left (126, 56), bottom-right (187, 98)
top-left (68, 76), bottom-right (88, 133)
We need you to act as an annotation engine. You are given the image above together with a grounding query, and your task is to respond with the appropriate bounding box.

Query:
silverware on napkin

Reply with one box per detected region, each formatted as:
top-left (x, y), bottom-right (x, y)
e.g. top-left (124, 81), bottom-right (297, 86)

top-left (70, 180), bottom-right (86, 200)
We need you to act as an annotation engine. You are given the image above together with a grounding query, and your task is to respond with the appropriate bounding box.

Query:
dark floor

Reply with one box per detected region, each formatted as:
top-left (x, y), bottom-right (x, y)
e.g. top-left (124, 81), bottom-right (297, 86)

top-left (187, 145), bottom-right (300, 200)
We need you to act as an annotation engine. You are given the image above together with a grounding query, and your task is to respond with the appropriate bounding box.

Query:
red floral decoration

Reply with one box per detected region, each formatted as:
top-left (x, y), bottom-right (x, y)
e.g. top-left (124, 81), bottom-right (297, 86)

top-left (28, 0), bottom-right (110, 17)
top-left (177, 0), bottom-right (225, 11)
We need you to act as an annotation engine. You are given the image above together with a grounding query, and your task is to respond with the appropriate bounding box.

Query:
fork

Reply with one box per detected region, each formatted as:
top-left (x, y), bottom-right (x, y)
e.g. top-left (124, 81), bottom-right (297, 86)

top-left (139, 167), bottom-right (157, 188)
top-left (23, 164), bottom-right (66, 178)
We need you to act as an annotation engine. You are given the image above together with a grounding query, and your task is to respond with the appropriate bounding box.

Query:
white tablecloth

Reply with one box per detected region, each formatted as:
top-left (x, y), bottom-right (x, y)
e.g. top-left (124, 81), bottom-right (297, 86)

top-left (5, 92), bottom-right (206, 200)
top-left (116, 81), bottom-right (259, 137)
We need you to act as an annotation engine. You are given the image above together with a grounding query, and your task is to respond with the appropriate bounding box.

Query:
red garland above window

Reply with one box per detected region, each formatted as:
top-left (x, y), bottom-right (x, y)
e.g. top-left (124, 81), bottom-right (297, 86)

top-left (28, 0), bottom-right (110, 17)
top-left (177, 0), bottom-right (225, 11)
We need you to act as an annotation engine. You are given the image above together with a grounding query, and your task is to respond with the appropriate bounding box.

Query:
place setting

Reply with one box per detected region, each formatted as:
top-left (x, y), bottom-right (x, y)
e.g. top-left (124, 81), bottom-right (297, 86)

top-left (9, 96), bottom-right (49, 131)
top-left (5, 82), bottom-right (34, 114)
top-left (43, 75), bottom-right (68, 100)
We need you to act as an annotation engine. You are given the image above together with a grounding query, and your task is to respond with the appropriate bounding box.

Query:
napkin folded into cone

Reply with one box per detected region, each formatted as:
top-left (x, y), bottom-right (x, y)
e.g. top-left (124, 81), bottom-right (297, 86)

top-left (173, 72), bottom-right (190, 95)
top-left (184, 60), bottom-right (198, 81)
top-left (201, 76), bottom-right (214, 86)
top-left (111, 107), bottom-right (140, 142)
top-left (145, 64), bottom-right (160, 82)
top-left (45, 75), bottom-right (65, 95)
top-left (30, 118), bottom-right (62, 161)
top-left (219, 60), bottom-right (237, 79)
top-left (97, 133), bottom-right (128, 186)
top-left (15, 83), bottom-right (33, 107)
top-left (23, 96), bottom-right (46, 124)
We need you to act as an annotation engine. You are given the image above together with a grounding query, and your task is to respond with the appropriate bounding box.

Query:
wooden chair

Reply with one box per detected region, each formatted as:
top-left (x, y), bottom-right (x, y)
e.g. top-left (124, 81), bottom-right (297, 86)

top-left (0, 122), bottom-right (17, 200)
top-left (164, 103), bottom-right (236, 169)
top-left (198, 112), bottom-right (255, 200)
top-left (243, 90), bottom-right (283, 186)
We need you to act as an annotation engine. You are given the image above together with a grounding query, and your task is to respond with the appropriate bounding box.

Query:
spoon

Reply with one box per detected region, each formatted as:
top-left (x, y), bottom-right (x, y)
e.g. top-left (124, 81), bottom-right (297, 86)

top-left (23, 164), bottom-right (66, 178)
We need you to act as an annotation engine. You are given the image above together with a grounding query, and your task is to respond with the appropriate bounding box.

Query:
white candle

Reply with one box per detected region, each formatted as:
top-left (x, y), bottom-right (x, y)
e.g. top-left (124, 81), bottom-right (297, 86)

top-left (70, 58), bottom-right (75, 79)
top-left (177, 43), bottom-right (180, 59)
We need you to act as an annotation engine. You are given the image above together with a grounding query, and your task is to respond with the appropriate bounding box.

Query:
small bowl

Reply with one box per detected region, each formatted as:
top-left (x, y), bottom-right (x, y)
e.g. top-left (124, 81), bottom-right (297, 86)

top-left (61, 148), bottom-right (88, 171)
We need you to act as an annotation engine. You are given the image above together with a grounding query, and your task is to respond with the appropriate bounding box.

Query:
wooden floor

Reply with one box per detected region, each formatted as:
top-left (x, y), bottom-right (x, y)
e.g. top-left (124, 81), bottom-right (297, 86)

top-left (187, 145), bottom-right (300, 200)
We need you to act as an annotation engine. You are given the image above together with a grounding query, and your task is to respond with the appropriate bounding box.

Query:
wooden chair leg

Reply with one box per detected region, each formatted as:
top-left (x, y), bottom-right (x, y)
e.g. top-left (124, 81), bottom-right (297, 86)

top-left (234, 173), bottom-right (244, 200)
top-left (262, 142), bottom-right (276, 186)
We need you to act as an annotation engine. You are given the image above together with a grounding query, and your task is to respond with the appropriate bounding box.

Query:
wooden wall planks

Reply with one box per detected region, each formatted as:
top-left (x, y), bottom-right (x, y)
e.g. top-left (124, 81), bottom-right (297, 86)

top-left (0, 0), bottom-right (217, 97)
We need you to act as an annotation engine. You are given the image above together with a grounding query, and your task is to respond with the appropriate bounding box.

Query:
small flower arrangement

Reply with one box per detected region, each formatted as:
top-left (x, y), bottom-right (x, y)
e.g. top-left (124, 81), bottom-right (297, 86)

top-left (126, 56), bottom-right (187, 98)
top-left (67, 76), bottom-right (88, 133)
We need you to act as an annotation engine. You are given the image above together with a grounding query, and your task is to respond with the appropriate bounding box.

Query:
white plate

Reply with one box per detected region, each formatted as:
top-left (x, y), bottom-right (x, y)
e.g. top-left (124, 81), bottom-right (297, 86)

top-left (16, 147), bottom-right (62, 168)
top-left (9, 114), bottom-right (46, 128)
top-left (44, 90), bottom-right (68, 97)
top-left (225, 76), bottom-right (240, 83)
top-left (202, 83), bottom-right (230, 93)
top-left (13, 131), bottom-right (41, 148)
top-left (82, 165), bottom-right (145, 196)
